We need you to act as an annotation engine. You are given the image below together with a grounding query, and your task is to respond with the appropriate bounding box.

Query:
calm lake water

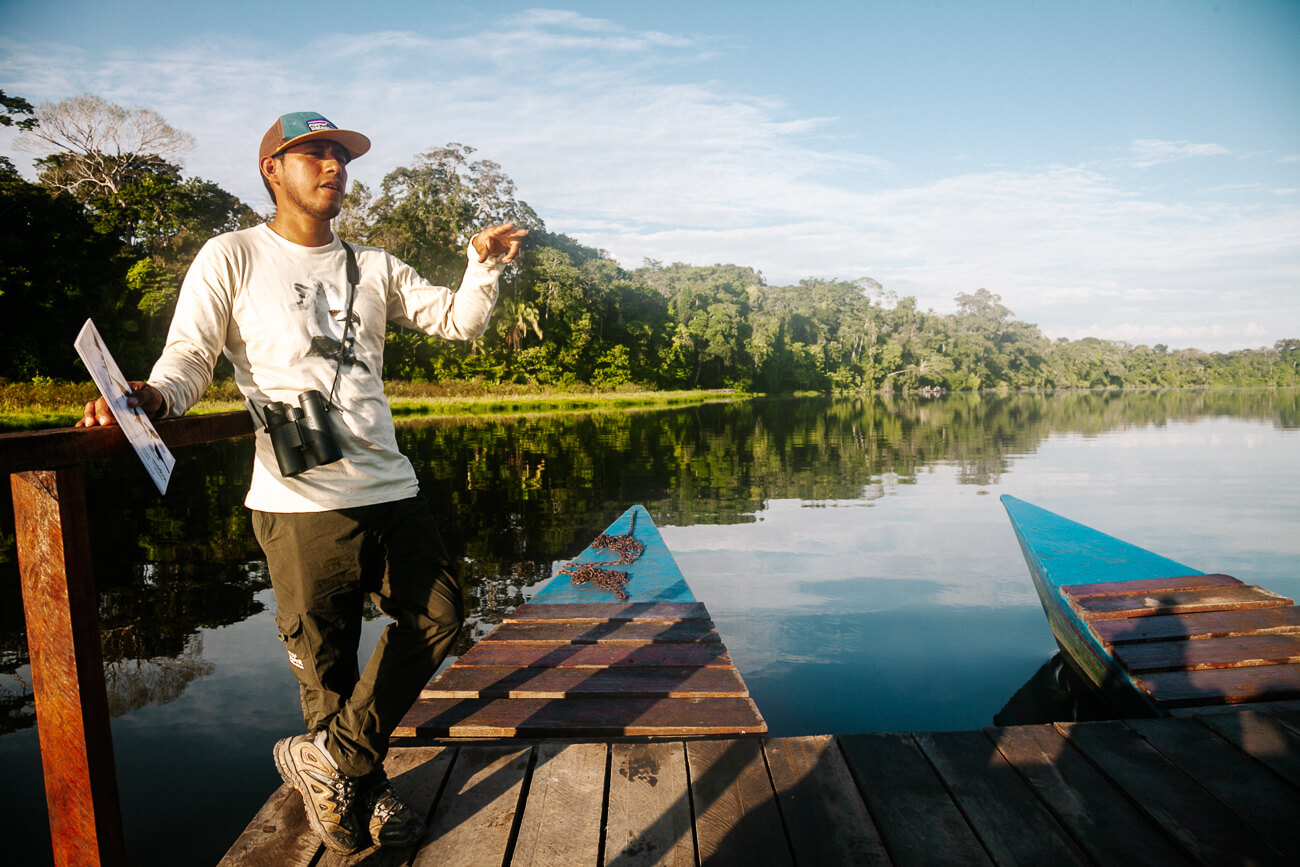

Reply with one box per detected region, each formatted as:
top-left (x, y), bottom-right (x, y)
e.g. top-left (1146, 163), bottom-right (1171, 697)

top-left (2, 389), bottom-right (1298, 865)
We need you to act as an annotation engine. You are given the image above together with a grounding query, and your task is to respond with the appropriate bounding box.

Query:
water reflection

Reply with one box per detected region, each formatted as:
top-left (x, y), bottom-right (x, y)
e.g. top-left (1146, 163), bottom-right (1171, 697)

top-left (993, 652), bottom-right (1114, 726)
top-left (1, 388), bottom-right (1297, 731)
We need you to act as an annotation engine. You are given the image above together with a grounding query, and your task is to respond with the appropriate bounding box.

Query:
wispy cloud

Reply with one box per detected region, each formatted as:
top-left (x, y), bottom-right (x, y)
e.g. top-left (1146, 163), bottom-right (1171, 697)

top-left (1128, 138), bottom-right (1232, 167)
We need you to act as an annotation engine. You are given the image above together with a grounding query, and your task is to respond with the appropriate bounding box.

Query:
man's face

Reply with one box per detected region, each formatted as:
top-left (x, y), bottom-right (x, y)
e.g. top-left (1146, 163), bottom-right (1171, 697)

top-left (266, 139), bottom-right (350, 221)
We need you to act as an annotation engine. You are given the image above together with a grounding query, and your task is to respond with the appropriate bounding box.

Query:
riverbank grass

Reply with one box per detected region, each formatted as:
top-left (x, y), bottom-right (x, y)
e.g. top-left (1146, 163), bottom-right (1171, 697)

top-left (0, 380), bottom-right (744, 431)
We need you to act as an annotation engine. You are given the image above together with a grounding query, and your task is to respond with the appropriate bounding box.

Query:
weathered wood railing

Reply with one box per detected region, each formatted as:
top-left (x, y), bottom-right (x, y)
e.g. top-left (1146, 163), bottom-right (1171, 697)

top-left (1, 412), bottom-right (254, 867)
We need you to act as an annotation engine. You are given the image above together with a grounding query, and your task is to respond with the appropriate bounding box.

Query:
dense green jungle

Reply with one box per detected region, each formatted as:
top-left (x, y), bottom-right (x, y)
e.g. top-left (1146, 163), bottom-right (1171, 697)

top-left (3, 92), bottom-right (1298, 395)
top-left (2, 387), bottom-right (1296, 735)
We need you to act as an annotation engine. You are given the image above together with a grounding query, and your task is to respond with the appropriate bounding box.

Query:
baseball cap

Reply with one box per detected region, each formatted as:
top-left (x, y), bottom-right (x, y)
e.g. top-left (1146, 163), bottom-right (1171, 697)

top-left (258, 112), bottom-right (371, 163)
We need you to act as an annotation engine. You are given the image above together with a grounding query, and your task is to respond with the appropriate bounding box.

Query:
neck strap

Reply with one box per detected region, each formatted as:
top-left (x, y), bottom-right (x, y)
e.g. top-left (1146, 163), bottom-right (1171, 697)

top-left (327, 241), bottom-right (360, 409)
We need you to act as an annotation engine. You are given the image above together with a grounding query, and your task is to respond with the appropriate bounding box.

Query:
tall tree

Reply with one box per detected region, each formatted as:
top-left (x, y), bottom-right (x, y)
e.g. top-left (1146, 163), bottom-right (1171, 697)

top-left (366, 143), bottom-right (542, 287)
top-left (0, 161), bottom-right (128, 378)
top-left (17, 94), bottom-right (195, 200)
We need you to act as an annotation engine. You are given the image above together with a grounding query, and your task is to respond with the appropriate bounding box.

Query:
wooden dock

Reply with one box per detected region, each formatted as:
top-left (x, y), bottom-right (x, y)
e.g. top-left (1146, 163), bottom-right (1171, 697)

top-left (221, 704), bottom-right (1300, 865)
top-left (221, 507), bottom-right (1300, 864)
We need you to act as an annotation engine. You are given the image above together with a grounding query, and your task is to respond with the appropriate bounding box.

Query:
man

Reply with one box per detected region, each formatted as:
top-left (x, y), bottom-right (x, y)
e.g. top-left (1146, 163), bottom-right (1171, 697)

top-left (77, 111), bottom-right (527, 854)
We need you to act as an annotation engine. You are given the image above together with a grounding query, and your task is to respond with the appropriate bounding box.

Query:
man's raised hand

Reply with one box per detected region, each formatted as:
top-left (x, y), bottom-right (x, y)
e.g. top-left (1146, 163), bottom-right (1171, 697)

top-left (472, 223), bottom-right (529, 264)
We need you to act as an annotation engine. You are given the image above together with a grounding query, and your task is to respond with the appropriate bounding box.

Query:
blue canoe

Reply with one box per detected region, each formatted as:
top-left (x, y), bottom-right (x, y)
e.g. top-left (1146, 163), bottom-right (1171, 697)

top-left (396, 505), bottom-right (767, 738)
top-left (1002, 495), bottom-right (1300, 716)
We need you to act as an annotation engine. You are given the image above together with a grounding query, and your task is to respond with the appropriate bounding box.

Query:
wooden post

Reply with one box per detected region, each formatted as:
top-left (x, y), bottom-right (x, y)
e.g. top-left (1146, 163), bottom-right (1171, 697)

top-left (12, 467), bottom-right (126, 867)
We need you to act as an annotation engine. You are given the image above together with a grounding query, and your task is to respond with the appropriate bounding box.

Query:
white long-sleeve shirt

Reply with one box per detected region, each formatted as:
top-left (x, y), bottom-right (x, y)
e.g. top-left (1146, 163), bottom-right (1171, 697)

top-left (148, 223), bottom-right (503, 512)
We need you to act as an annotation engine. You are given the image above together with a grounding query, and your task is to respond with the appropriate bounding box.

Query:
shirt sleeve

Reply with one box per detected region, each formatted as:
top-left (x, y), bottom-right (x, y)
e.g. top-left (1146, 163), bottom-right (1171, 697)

top-left (146, 239), bottom-right (236, 417)
top-left (384, 242), bottom-right (505, 340)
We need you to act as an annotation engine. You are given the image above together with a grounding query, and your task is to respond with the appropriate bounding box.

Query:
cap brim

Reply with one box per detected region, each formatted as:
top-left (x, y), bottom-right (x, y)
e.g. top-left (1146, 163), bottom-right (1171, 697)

top-left (272, 128), bottom-right (371, 161)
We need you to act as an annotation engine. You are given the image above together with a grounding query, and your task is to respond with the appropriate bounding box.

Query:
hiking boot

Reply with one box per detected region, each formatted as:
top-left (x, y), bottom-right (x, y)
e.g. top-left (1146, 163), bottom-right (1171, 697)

top-left (362, 770), bottom-right (427, 847)
top-left (273, 732), bottom-right (363, 854)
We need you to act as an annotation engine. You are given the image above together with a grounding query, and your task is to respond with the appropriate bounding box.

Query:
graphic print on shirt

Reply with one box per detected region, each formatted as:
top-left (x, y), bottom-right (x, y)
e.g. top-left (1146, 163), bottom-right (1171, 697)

top-left (291, 278), bottom-right (369, 374)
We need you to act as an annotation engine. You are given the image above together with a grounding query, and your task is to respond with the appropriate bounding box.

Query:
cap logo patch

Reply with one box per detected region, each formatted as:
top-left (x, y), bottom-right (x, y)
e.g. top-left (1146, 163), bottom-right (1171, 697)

top-left (306, 118), bottom-right (335, 131)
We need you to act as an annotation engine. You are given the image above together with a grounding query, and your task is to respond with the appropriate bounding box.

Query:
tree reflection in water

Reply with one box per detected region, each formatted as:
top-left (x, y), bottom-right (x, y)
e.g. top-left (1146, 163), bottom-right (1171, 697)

top-left (0, 388), bottom-right (1296, 733)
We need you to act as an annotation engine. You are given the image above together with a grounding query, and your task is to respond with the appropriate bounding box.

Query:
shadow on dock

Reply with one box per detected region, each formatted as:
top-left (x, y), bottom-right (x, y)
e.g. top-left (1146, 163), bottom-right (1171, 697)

top-left (222, 703), bottom-right (1300, 866)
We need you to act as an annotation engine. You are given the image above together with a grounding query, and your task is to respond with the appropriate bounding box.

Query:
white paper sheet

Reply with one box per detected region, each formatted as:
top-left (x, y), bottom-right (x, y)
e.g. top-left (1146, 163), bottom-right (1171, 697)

top-left (74, 319), bottom-right (175, 495)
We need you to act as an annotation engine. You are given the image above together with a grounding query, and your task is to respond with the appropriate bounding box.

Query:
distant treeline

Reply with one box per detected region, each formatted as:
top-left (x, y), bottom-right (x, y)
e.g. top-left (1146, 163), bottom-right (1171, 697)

top-left (3, 92), bottom-right (1297, 392)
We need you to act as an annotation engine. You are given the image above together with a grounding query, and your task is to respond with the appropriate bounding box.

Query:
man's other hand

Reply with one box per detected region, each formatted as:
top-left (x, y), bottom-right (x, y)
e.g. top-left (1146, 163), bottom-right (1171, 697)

top-left (472, 223), bottom-right (529, 264)
top-left (75, 381), bottom-right (163, 428)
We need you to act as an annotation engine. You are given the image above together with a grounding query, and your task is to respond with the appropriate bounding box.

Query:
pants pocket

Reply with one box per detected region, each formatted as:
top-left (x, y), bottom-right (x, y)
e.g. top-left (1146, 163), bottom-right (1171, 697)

top-left (275, 610), bottom-right (308, 672)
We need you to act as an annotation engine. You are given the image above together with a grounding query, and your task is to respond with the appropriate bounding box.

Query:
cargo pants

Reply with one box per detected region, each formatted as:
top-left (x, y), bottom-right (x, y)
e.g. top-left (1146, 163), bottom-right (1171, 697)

top-left (251, 495), bottom-right (464, 779)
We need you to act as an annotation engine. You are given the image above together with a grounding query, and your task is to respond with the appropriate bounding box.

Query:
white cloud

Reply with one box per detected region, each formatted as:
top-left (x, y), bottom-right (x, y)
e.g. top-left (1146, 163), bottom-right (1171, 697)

top-left (1128, 138), bottom-right (1232, 167)
top-left (1, 12), bottom-right (1297, 353)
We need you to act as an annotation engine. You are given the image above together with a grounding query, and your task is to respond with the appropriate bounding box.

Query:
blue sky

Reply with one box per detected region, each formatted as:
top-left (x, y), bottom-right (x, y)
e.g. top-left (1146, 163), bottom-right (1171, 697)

top-left (3, 0), bottom-right (1297, 351)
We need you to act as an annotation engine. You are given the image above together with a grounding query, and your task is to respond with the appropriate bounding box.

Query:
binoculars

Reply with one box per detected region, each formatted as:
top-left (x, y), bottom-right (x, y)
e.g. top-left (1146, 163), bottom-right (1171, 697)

top-left (263, 390), bottom-right (343, 477)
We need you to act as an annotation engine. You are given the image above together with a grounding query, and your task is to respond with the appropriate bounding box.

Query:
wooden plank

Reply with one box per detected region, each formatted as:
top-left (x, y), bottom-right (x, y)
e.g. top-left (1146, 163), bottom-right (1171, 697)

top-left (325, 746), bottom-right (456, 867)
top-left (0, 411), bottom-right (253, 476)
top-left (1071, 585), bottom-right (1291, 621)
top-left (1057, 720), bottom-right (1292, 866)
top-left (1134, 663), bottom-right (1300, 707)
top-left (685, 738), bottom-right (793, 866)
top-left (763, 735), bottom-right (890, 866)
top-left (453, 641), bottom-right (734, 669)
top-left (1167, 699), bottom-right (1300, 718)
top-left (421, 666), bottom-right (749, 699)
top-left (1116, 633), bottom-right (1300, 672)
top-left (1268, 706), bottom-right (1300, 736)
top-left (411, 745), bottom-right (532, 867)
top-left (605, 741), bottom-right (695, 867)
top-left (217, 784), bottom-right (320, 867)
top-left (510, 742), bottom-right (607, 867)
top-left (397, 696), bottom-right (766, 738)
top-left (1127, 718), bottom-right (1300, 862)
top-left (1196, 707), bottom-right (1300, 790)
top-left (505, 602), bottom-right (710, 622)
top-left (838, 733), bottom-right (992, 867)
top-left (1091, 606), bottom-right (1300, 645)
top-left (986, 724), bottom-right (1192, 867)
top-left (915, 730), bottom-right (1091, 867)
top-left (1063, 573), bottom-right (1241, 598)
top-left (481, 620), bottom-right (720, 644)
top-left (13, 467), bottom-right (126, 867)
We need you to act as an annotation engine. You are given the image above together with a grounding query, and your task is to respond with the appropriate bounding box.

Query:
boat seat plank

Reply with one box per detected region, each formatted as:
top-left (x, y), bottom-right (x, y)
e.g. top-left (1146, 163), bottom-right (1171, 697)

top-left (505, 602), bottom-right (709, 623)
top-left (1115, 634), bottom-right (1300, 672)
top-left (985, 724), bottom-right (1193, 867)
top-left (510, 742), bottom-right (607, 867)
top-left (1126, 718), bottom-right (1300, 863)
top-left (1057, 720), bottom-right (1292, 867)
top-left (763, 735), bottom-right (891, 866)
top-left (604, 741), bottom-right (695, 866)
top-left (480, 620), bottom-right (720, 644)
top-left (686, 738), bottom-right (793, 866)
top-left (419, 666), bottom-right (750, 699)
top-left (411, 746), bottom-right (531, 867)
top-left (1196, 709), bottom-right (1300, 788)
top-left (395, 696), bottom-right (767, 738)
top-left (1134, 664), bottom-right (1300, 707)
top-left (1091, 606), bottom-right (1300, 645)
top-left (453, 641), bottom-right (735, 669)
top-left (1070, 585), bottom-right (1292, 621)
top-left (1063, 573), bottom-right (1242, 598)
top-left (915, 730), bottom-right (1091, 867)
top-left (838, 732), bottom-right (994, 867)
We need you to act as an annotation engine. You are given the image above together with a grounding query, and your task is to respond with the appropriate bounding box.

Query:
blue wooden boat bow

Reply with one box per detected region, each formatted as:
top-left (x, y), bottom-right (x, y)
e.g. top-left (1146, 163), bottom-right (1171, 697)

top-left (1002, 495), bottom-right (1300, 716)
top-left (396, 505), bottom-right (766, 738)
